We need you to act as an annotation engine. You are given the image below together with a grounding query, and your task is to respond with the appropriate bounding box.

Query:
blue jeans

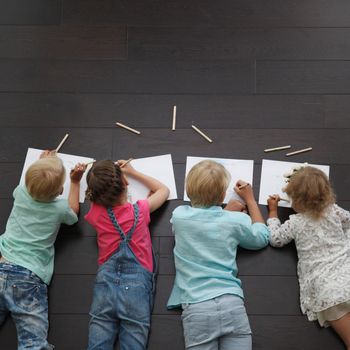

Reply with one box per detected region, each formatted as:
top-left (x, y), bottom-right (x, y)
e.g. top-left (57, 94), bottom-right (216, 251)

top-left (0, 262), bottom-right (53, 349)
top-left (87, 250), bottom-right (155, 350)
top-left (181, 294), bottom-right (252, 350)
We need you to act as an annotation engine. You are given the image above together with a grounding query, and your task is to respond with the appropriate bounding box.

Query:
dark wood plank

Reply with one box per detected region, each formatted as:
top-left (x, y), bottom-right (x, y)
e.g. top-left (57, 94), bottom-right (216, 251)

top-left (112, 129), bottom-right (350, 165)
top-left (0, 0), bottom-right (60, 25)
top-left (62, 0), bottom-right (350, 27)
top-left (0, 128), bottom-right (113, 162)
top-left (257, 61), bottom-right (350, 94)
top-left (149, 315), bottom-right (185, 350)
top-left (0, 60), bottom-right (253, 94)
top-left (129, 27), bottom-right (350, 61)
top-left (49, 275), bottom-right (94, 314)
top-left (49, 315), bottom-right (90, 350)
top-left (0, 26), bottom-right (127, 60)
top-left (0, 93), bottom-right (325, 129)
top-left (325, 95), bottom-right (350, 128)
top-left (54, 236), bottom-right (98, 275)
top-left (0, 163), bottom-right (22, 199)
top-left (251, 316), bottom-right (344, 350)
top-left (243, 276), bottom-right (300, 315)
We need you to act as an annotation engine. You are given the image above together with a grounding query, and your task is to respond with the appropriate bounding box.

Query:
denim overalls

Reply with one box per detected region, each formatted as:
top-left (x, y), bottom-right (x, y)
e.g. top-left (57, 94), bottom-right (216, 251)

top-left (87, 203), bottom-right (155, 350)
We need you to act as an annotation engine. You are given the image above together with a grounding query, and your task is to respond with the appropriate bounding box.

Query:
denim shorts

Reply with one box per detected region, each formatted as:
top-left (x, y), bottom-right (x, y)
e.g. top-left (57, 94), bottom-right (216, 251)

top-left (181, 294), bottom-right (252, 349)
top-left (0, 262), bottom-right (53, 350)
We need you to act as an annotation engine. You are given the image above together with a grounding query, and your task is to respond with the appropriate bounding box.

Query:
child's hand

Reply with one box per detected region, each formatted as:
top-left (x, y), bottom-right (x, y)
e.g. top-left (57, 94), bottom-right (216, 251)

top-left (70, 163), bottom-right (87, 184)
top-left (117, 160), bottom-right (135, 176)
top-left (234, 180), bottom-right (255, 203)
top-left (225, 199), bottom-right (247, 212)
top-left (40, 150), bottom-right (56, 158)
top-left (267, 195), bottom-right (280, 211)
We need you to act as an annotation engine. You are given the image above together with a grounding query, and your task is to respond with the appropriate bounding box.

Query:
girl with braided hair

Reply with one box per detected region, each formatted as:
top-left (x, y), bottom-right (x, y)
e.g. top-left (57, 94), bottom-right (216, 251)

top-left (84, 159), bottom-right (169, 350)
top-left (267, 166), bottom-right (350, 348)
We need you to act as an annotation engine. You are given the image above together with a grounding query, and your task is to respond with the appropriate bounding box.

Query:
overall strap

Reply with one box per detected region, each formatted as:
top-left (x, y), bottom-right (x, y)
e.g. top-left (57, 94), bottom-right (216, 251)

top-left (107, 203), bottom-right (139, 242)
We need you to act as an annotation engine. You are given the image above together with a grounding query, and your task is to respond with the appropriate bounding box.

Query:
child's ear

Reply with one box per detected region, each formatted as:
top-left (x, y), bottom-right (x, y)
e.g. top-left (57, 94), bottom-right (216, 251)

top-left (219, 191), bottom-right (226, 204)
top-left (59, 186), bottom-right (64, 195)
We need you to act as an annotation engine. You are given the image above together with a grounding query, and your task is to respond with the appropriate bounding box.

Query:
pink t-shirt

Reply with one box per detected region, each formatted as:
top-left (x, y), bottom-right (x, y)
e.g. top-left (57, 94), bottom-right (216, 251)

top-left (85, 200), bottom-right (153, 272)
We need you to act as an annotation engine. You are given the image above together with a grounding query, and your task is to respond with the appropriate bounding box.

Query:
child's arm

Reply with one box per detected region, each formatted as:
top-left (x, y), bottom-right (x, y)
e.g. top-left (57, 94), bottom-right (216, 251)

top-left (231, 181), bottom-right (269, 249)
top-left (267, 195), bottom-right (295, 247)
top-left (119, 160), bottom-right (170, 213)
top-left (234, 181), bottom-right (265, 223)
top-left (224, 199), bottom-right (247, 213)
top-left (68, 163), bottom-right (87, 215)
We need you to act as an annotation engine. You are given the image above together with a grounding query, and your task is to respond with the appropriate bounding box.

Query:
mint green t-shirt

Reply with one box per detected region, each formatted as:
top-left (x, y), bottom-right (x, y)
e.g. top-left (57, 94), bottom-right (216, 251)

top-left (0, 185), bottom-right (78, 284)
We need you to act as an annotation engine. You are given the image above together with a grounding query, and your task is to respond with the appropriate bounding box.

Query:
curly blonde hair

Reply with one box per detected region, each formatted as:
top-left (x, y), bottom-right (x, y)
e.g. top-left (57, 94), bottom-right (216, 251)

top-left (86, 160), bottom-right (126, 207)
top-left (186, 160), bottom-right (230, 207)
top-left (284, 166), bottom-right (335, 219)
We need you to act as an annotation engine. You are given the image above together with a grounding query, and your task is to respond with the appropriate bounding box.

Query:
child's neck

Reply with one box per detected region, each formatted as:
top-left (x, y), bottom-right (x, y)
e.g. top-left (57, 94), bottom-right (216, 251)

top-left (115, 191), bottom-right (128, 206)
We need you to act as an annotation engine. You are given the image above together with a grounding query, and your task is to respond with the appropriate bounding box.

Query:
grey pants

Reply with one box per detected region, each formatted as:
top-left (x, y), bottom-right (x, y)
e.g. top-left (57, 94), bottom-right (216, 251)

top-left (181, 294), bottom-right (252, 350)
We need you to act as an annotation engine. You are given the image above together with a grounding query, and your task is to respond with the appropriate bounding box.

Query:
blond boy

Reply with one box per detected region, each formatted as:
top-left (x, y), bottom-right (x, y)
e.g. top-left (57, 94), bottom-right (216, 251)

top-left (0, 151), bottom-right (85, 349)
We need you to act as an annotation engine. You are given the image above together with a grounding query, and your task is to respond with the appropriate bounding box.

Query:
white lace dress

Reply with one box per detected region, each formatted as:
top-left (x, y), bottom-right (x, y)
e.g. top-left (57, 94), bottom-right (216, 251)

top-left (267, 204), bottom-right (350, 321)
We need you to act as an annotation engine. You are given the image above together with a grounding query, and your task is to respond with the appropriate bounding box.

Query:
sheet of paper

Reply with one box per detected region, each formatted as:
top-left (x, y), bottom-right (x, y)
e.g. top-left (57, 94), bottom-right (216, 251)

top-left (184, 156), bottom-right (254, 204)
top-left (126, 154), bottom-right (177, 202)
top-left (20, 148), bottom-right (94, 203)
top-left (259, 159), bottom-right (330, 208)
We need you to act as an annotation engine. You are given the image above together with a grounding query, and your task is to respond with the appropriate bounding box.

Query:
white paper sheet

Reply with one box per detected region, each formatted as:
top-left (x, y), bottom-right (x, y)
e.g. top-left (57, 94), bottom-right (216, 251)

top-left (126, 154), bottom-right (177, 203)
top-left (258, 159), bottom-right (330, 208)
top-left (183, 156), bottom-right (254, 203)
top-left (20, 148), bottom-right (94, 203)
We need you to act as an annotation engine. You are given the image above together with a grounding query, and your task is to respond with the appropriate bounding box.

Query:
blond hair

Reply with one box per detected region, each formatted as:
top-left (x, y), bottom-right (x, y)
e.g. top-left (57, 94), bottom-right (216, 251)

top-left (285, 166), bottom-right (335, 219)
top-left (186, 160), bottom-right (230, 207)
top-left (25, 156), bottom-right (66, 201)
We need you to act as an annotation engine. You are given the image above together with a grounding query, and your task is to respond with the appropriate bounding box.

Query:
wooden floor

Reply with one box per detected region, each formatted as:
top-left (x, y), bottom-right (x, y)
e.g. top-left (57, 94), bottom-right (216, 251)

top-left (0, 0), bottom-right (349, 348)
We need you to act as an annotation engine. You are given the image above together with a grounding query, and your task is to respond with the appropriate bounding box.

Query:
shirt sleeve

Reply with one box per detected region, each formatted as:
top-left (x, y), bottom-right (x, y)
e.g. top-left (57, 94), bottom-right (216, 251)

top-left (333, 204), bottom-right (350, 235)
top-left (235, 214), bottom-right (270, 250)
top-left (12, 185), bottom-right (20, 199)
top-left (267, 216), bottom-right (296, 247)
top-left (137, 200), bottom-right (151, 225)
top-left (60, 201), bottom-right (78, 225)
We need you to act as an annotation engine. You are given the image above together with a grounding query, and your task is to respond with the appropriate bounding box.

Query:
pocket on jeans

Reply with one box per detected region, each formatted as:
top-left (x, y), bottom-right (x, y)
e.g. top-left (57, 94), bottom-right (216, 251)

top-left (12, 281), bottom-right (46, 312)
top-left (123, 282), bottom-right (152, 323)
top-left (228, 306), bottom-right (252, 335)
top-left (182, 313), bottom-right (210, 346)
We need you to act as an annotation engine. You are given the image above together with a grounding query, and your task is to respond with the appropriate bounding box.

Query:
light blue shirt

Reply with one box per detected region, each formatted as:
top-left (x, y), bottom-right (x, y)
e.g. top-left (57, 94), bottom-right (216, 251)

top-left (0, 185), bottom-right (78, 284)
top-left (167, 205), bottom-right (270, 309)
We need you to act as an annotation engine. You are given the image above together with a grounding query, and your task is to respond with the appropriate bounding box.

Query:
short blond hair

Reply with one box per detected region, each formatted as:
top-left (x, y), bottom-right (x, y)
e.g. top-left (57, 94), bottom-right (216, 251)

top-left (25, 156), bottom-right (66, 201)
top-left (285, 166), bottom-right (335, 219)
top-left (186, 160), bottom-right (230, 207)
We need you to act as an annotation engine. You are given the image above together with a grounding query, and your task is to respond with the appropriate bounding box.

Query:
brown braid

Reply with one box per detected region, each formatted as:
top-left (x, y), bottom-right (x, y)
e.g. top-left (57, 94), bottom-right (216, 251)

top-left (86, 160), bottom-right (126, 207)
